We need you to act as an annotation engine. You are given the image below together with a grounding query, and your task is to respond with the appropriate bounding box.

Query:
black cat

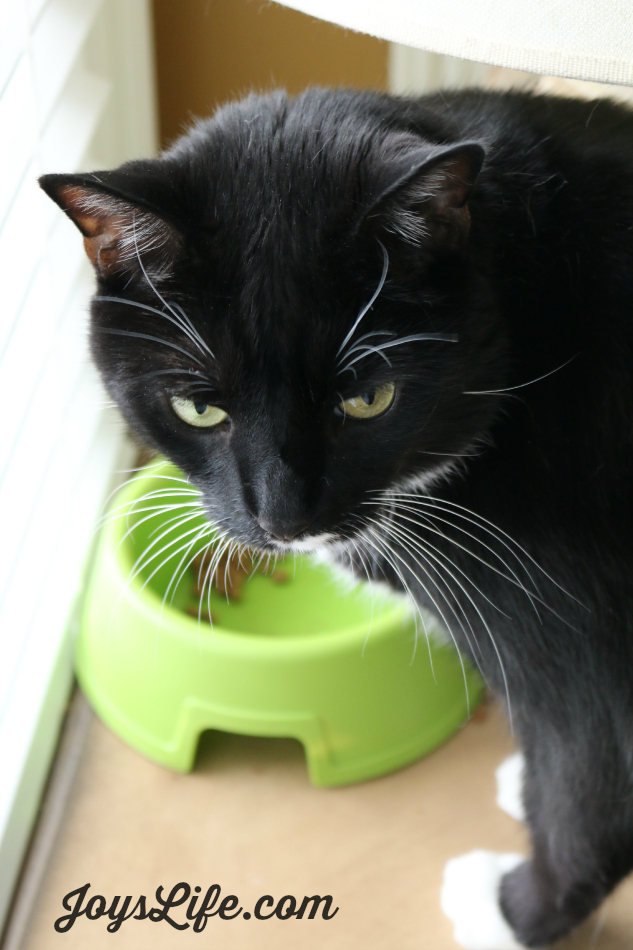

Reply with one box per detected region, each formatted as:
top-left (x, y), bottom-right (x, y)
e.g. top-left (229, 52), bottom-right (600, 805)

top-left (40, 88), bottom-right (633, 947)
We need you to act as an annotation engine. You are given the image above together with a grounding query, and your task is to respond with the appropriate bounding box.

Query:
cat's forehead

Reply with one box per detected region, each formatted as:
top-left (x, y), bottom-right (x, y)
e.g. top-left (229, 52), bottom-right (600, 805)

top-left (183, 93), bottom-right (380, 244)
top-left (154, 91), bottom-right (452, 381)
top-left (172, 110), bottom-right (357, 337)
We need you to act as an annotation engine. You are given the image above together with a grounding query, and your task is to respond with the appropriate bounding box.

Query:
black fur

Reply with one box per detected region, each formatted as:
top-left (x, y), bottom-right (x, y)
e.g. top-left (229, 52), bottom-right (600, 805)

top-left (40, 88), bottom-right (633, 947)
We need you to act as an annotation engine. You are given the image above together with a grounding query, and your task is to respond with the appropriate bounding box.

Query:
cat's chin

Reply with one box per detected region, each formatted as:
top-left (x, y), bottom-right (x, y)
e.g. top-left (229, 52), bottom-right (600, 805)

top-left (267, 531), bottom-right (336, 554)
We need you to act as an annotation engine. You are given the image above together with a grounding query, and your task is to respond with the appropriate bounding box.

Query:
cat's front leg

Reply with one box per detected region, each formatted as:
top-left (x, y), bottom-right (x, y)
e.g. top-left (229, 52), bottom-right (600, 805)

top-left (499, 857), bottom-right (600, 948)
top-left (497, 729), bottom-right (632, 948)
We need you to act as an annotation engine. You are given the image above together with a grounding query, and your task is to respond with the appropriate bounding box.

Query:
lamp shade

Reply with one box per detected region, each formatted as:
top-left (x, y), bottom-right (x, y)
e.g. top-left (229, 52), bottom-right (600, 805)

top-left (274, 0), bottom-right (633, 85)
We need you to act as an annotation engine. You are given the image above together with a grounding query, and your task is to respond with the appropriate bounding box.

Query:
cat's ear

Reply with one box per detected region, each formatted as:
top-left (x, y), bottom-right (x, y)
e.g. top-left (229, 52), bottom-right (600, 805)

top-left (364, 142), bottom-right (485, 252)
top-left (39, 173), bottom-right (183, 280)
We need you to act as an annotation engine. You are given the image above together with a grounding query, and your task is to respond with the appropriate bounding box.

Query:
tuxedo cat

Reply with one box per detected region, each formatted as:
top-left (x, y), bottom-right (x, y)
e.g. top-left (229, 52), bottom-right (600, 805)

top-left (40, 87), bottom-right (633, 948)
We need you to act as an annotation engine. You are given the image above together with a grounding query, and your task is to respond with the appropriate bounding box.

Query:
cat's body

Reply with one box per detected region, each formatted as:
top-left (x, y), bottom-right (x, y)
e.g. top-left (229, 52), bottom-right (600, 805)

top-left (41, 88), bottom-right (633, 947)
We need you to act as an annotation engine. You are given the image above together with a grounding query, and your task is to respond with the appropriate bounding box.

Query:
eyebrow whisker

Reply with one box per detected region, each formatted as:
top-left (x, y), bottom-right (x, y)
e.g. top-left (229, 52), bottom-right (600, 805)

top-left (96, 327), bottom-right (206, 366)
top-left (336, 239), bottom-right (389, 360)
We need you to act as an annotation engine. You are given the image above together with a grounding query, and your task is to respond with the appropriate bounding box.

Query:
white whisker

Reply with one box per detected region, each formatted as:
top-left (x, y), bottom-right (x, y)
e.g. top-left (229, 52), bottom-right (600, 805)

top-left (97, 471), bottom-right (194, 520)
top-left (164, 526), bottom-right (216, 607)
top-left (370, 500), bottom-right (532, 619)
top-left (463, 355), bottom-right (577, 395)
top-left (114, 502), bottom-right (203, 551)
top-left (361, 530), bottom-right (430, 669)
top-left (381, 490), bottom-right (586, 608)
top-left (131, 214), bottom-right (216, 362)
top-left (371, 518), bottom-right (507, 726)
top-left (336, 240), bottom-right (389, 359)
top-left (339, 332), bottom-right (459, 376)
top-left (97, 326), bottom-right (206, 366)
top-left (94, 294), bottom-right (213, 363)
top-left (368, 516), bottom-right (484, 691)
top-left (130, 518), bottom-right (210, 591)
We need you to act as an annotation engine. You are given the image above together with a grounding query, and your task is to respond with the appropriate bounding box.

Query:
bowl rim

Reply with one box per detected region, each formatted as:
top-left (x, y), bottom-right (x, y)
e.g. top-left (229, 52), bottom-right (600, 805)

top-left (103, 461), bottom-right (419, 653)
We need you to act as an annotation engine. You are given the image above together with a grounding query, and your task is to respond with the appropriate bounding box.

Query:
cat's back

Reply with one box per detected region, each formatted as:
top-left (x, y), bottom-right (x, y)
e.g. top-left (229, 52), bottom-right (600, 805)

top-left (417, 90), bottom-right (633, 315)
top-left (411, 88), bottom-right (633, 166)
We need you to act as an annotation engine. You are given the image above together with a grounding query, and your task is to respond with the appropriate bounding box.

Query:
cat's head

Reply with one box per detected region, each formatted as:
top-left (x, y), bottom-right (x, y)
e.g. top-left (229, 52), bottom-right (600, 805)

top-left (40, 89), bottom-right (505, 554)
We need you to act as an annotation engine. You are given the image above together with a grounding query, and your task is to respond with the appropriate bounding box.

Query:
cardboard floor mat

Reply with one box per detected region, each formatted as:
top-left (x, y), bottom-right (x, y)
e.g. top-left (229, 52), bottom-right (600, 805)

top-left (23, 700), bottom-right (633, 949)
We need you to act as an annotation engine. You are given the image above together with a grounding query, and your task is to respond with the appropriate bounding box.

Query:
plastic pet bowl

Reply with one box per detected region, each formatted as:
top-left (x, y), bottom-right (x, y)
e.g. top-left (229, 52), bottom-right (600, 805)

top-left (77, 462), bottom-right (482, 787)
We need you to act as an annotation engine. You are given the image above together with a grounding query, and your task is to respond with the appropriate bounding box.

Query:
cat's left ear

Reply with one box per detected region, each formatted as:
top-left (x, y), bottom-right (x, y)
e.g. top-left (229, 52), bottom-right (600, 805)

top-left (39, 172), bottom-right (183, 280)
top-left (364, 142), bottom-right (485, 252)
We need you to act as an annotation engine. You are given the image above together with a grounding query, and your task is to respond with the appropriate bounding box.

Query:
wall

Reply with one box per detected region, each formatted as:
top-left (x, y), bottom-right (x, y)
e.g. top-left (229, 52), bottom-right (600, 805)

top-left (152, 0), bottom-right (387, 146)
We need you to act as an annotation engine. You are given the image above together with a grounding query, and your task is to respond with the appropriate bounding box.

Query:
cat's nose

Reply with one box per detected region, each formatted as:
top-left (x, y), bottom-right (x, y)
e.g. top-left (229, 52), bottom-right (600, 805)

top-left (252, 455), bottom-right (320, 543)
top-left (258, 517), bottom-right (309, 543)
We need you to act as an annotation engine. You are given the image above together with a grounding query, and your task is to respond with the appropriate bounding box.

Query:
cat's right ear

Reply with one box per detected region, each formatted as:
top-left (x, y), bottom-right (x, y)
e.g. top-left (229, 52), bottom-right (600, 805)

top-left (39, 173), bottom-right (183, 280)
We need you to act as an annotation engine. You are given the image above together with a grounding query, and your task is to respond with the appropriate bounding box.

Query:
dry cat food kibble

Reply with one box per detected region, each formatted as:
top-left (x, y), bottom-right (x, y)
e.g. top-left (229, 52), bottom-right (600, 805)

top-left (186, 548), bottom-right (289, 620)
top-left (191, 548), bottom-right (251, 601)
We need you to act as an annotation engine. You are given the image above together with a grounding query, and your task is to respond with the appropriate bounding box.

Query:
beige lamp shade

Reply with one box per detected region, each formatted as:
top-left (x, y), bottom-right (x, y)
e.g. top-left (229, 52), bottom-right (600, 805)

top-left (274, 0), bottom-right (633, 85)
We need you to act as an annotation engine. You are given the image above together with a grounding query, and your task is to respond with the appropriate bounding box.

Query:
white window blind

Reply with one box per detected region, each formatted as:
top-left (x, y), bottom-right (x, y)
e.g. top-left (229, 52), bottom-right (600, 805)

top-left (0, 0), bottom-right (158, 929)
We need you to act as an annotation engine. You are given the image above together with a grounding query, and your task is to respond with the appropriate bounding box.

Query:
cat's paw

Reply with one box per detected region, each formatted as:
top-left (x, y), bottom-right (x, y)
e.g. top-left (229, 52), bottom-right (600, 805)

top-left (495, 752), bottom-right (525, 822)
top-left (441, 850), bottom-right (526, 949)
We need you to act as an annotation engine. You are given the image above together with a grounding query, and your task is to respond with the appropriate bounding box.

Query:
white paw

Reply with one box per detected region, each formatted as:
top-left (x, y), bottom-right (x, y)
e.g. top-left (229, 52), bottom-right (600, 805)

top-left (495, 753), bottom-right (526, 822)
top-left (441, 850), bottom-right (525, 949)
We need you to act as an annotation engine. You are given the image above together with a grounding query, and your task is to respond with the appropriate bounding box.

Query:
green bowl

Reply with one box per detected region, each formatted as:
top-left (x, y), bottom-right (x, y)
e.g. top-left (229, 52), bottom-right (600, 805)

top-left (77, 462), bottom-right (482, 786)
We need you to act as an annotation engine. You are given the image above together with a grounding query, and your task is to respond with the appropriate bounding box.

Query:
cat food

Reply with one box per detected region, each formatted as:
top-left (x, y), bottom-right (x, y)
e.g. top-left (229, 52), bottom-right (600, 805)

top-left (187, 547), bottom-right (289, 619)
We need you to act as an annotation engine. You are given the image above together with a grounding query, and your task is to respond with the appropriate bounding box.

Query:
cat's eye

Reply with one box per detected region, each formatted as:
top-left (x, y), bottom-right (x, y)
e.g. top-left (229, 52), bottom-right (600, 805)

top-left (170, 396), bottom-right (228, 428)
top-left (338, 382), bottom-right (396, 419)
